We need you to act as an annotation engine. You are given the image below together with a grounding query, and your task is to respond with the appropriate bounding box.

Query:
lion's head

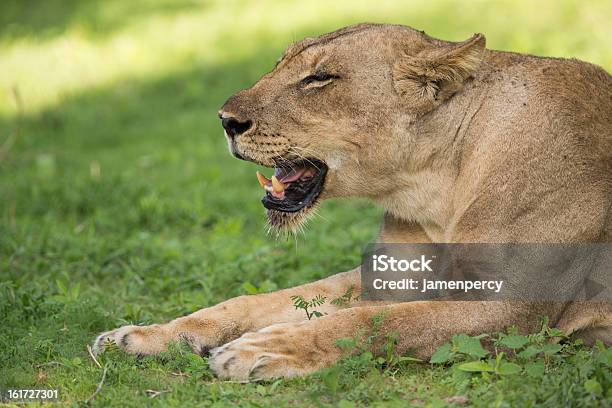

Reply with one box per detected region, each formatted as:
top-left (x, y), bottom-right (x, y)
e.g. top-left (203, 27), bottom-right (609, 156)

top-left (219, 23), bottom-right (485, 230)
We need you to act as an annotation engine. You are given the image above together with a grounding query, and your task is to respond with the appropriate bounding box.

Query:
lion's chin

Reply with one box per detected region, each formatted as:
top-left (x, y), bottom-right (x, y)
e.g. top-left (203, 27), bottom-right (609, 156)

top-left (266, 203), bottom-right (320, 233)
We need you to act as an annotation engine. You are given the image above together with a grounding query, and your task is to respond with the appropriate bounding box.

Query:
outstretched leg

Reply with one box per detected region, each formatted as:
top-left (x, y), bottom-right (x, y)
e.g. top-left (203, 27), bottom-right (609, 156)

top-left (93, 267), bottom-right (360, 356)
top-left (208, 301), bottom-right (557, 380)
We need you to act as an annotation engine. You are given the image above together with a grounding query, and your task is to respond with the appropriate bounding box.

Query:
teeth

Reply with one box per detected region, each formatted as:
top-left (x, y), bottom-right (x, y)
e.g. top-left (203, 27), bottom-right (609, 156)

top-left (271, 176), bottom-right (286, 193)
top-left (256, 171), bottom-right (270, 188)
top-left (303, 168), bottom-right (315, 178)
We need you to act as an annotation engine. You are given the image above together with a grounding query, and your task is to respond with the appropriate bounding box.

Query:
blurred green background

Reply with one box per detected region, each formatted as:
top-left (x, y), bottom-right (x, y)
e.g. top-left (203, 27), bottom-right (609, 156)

top-left (1, 0), bottom-right (611, 405)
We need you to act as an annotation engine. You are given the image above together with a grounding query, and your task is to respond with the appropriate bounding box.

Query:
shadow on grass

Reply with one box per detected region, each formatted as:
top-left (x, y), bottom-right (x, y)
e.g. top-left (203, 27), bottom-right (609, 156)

top-left (0, 33), bottom-right (279, 220)
top-left (0, 0), bottom-right (204, 42)
top-left (1, 43), bottom-right (279, 155)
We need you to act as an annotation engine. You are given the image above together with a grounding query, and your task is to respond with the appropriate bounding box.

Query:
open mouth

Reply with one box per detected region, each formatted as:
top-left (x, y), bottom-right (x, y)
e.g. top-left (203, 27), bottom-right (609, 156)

top-left (255, 160), bottom-right (328, 213)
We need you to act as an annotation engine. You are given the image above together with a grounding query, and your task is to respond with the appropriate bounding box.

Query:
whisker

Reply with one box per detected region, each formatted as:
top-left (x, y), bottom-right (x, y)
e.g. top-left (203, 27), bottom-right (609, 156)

top-left (291, 145), bottom-right (320, 158)
top-left (275, 155), bottom-right (298, 174)
top-left (311, 207), bottom-right (330, 223)
top-left (288, 146), bottom-right (322, 170)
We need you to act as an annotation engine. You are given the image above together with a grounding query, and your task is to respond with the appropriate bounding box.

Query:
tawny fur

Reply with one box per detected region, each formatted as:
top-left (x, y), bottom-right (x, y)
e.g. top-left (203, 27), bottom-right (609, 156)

top-left (94, 23), bottom-right (611, 381)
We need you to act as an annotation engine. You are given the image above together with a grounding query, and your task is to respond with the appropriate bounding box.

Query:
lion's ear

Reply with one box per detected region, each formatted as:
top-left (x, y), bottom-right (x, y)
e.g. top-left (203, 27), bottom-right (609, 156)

top-left (393, 33), bottom-right (486, 114)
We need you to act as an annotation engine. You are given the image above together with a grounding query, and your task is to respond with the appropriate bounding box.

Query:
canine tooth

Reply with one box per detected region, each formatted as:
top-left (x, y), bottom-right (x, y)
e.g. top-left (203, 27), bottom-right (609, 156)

top-left (256, 171), bottom-right (270, 188)
top-left (271, 176), bottom-right (286, 193)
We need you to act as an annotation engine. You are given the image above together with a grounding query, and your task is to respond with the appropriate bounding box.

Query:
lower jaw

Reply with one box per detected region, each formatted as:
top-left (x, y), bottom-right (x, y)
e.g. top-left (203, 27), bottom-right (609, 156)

top-left (266, 204), bottom-right (319, 232)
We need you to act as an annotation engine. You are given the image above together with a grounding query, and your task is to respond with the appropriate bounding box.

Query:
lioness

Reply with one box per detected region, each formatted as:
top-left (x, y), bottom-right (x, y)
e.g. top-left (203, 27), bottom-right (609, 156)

top-left (95, 23), bottom-right (612, 380)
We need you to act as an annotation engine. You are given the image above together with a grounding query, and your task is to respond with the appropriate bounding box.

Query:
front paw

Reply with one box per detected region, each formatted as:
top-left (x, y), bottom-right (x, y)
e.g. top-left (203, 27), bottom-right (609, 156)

top-left (93, 324), bottom-right (169, 356)
top-left (209, 322), bottom-right (339, 381)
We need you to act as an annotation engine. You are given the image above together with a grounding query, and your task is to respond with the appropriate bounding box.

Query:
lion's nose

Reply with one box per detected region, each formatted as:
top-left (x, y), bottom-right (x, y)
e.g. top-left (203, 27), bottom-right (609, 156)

top-left (220, 114), bottom-right (252, 138)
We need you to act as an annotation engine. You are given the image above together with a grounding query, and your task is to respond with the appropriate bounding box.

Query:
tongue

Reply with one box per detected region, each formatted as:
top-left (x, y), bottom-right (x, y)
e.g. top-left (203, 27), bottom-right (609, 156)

top-left (275, 167), bottom-right (308, 183)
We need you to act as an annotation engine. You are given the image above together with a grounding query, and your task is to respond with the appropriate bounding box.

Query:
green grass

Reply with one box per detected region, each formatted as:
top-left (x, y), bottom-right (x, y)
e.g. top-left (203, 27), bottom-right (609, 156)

top-left (1, 0), bottom-right (611, 406)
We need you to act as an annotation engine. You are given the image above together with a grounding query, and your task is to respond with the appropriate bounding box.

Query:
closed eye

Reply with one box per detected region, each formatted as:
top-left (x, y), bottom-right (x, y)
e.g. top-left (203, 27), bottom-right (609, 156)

top-left (300, 71), bottom-right (338, 88)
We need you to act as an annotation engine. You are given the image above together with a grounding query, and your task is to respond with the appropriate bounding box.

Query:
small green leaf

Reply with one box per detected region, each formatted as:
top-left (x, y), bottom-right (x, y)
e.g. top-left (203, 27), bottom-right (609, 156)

top-left (430, 343), bottom-right (453, 364)
top-left (540, 343), bottom-right (562, 356)
top-left (499, 335), bottom-right (529, 349)
top-left (454, 334), bottom-right (488, 358)
top-left (398, 356), bottom-right (424, 363)
top-left (450, 364), bottom-right (472, 383)
top-left (594, 347), bottom-right (612, 368)
top-left (269, 379), bottom-right (282, 393)
top-left (496, 361), bottom-right (521, 375)
top-left (336, 337), bottom-right (357, 351)
top-left (56, 280), bottom-right (67, 295)
top-left (584, 379), bottom-right (603, 396)
top-left (456, 361), bottom-right (494, 372)
top-left (517, 345), bottom-right (540, 360)
top-left (309, 294), bottom-right (327, 307)
top-left (539, 316), bottom-right (550, 333)
top-left (242, 282), bottom-right (259, 295)
top-left (258, 280), bottom-right (278, 293)
top-left (546, 328), bottom-right (566, 338)
top-left (524, 361), bottom-right (545, 378)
